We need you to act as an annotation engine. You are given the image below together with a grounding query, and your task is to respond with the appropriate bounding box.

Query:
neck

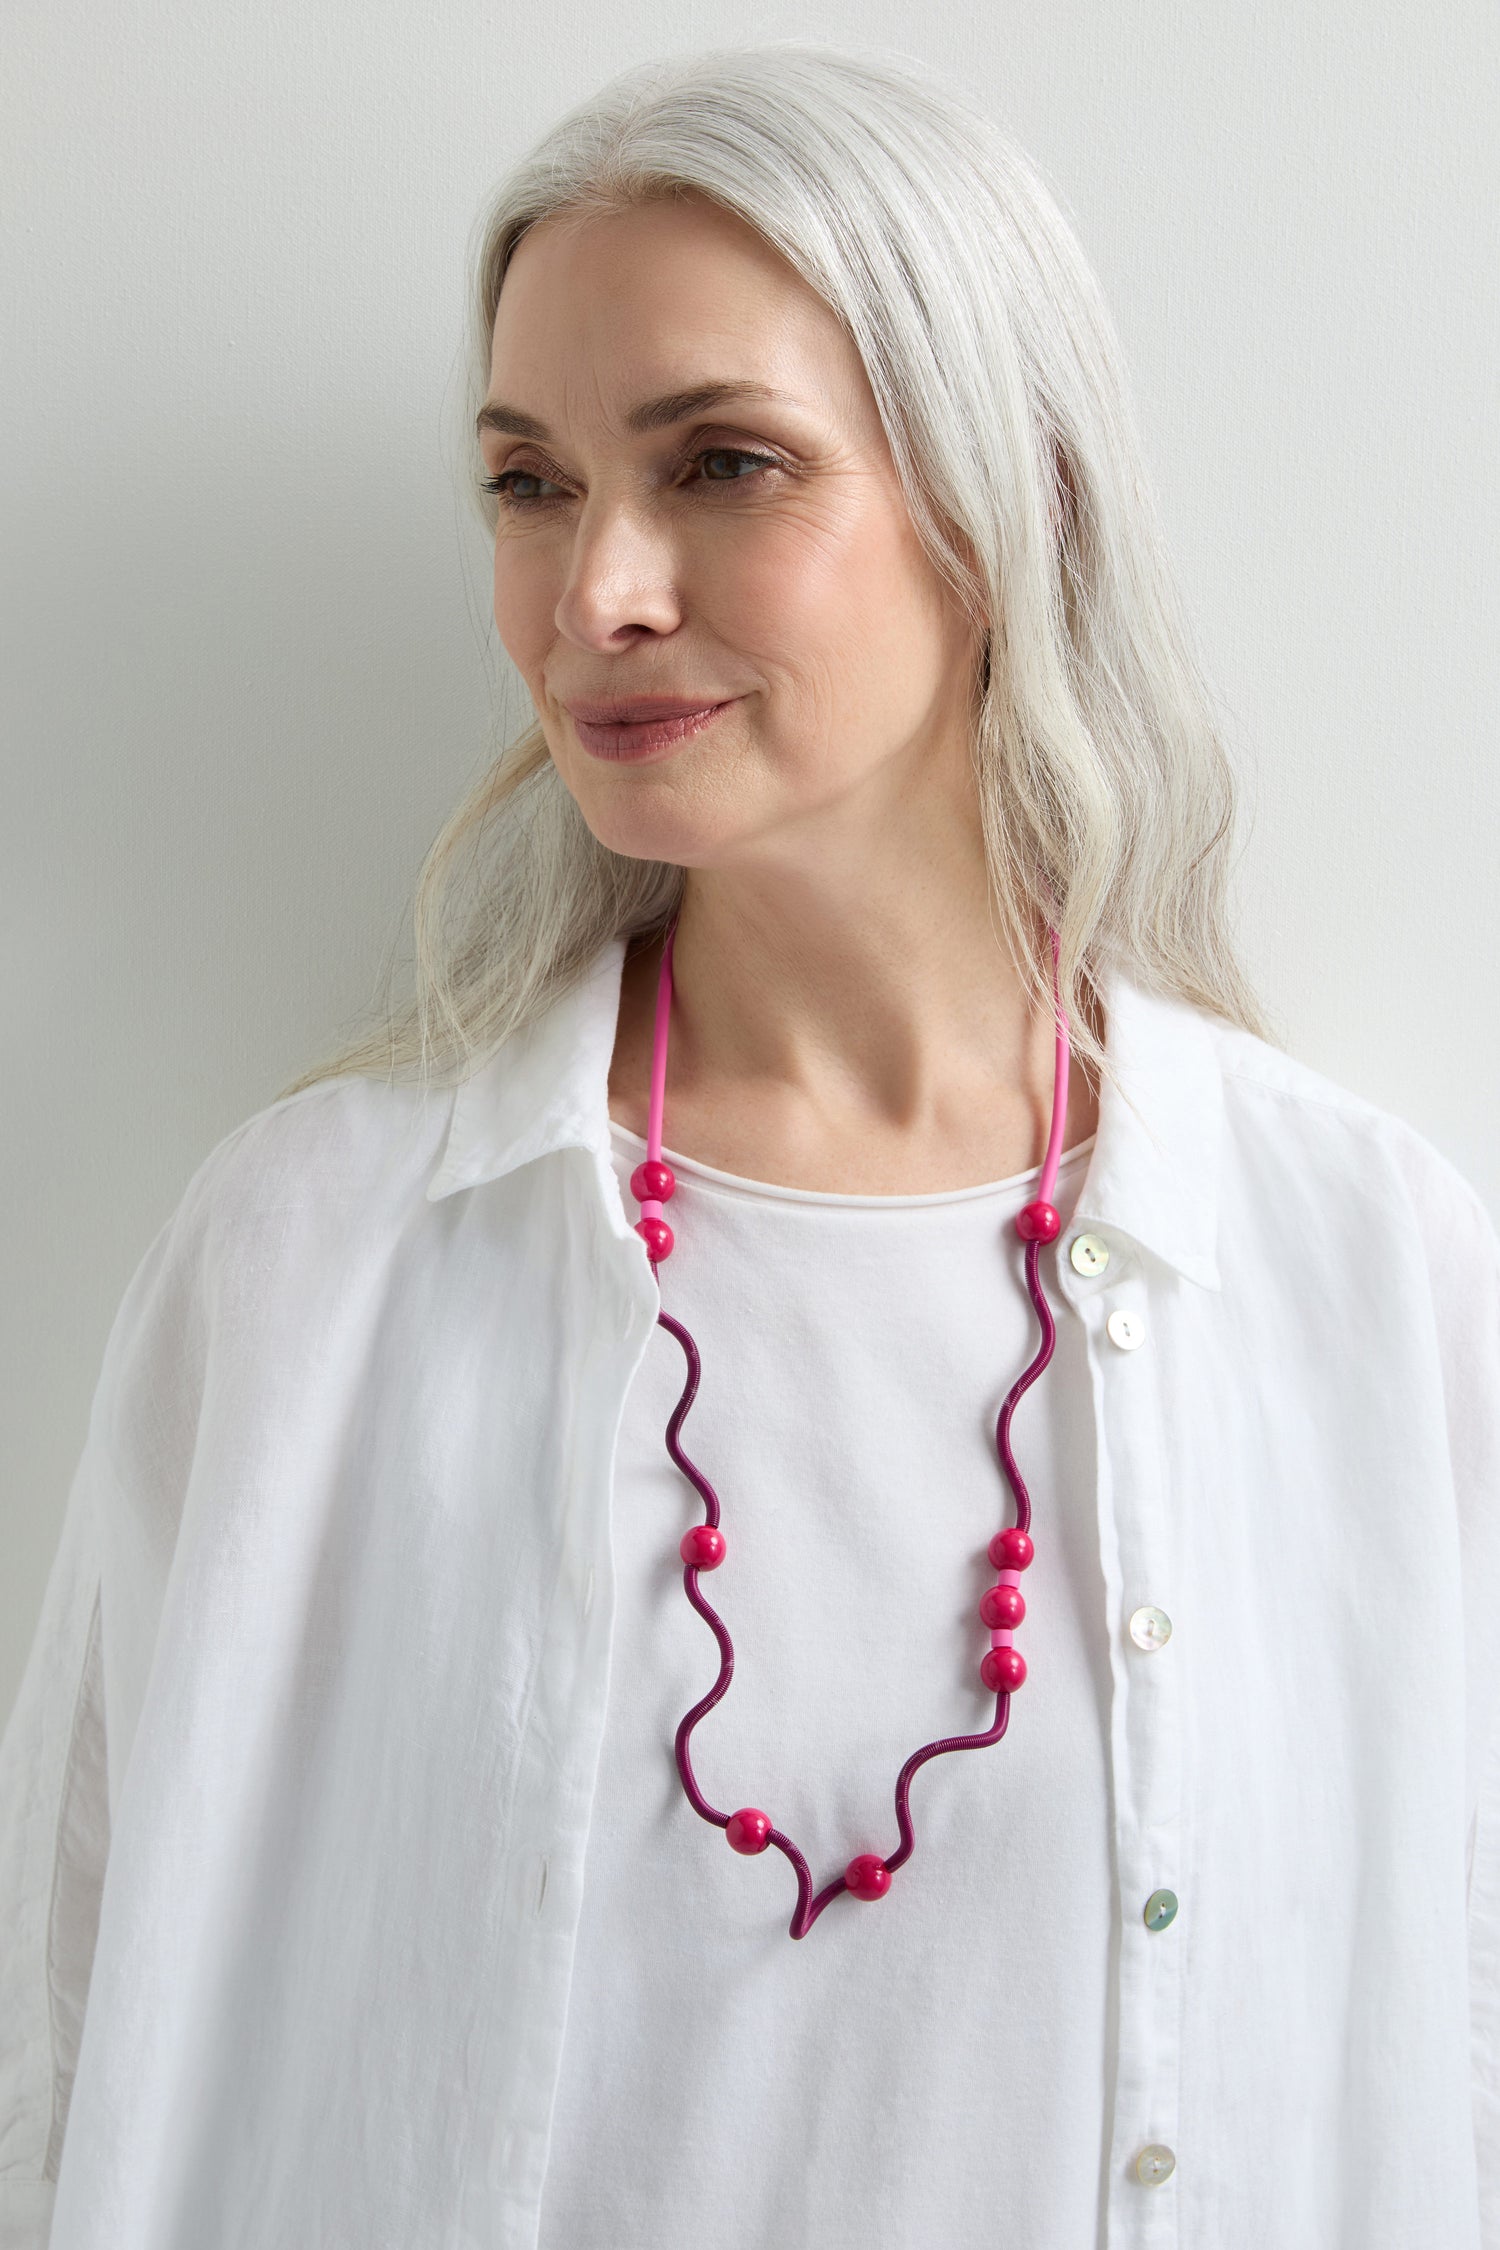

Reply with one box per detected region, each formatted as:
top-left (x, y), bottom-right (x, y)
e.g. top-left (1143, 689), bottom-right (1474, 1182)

top-left (607, 861), bottom-right (1102, 1199)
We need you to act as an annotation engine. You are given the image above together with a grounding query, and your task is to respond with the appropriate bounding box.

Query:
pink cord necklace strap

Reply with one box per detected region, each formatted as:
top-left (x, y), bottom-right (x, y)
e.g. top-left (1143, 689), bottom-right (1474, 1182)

top-left (627, 913), bottom-right (1072, 1940)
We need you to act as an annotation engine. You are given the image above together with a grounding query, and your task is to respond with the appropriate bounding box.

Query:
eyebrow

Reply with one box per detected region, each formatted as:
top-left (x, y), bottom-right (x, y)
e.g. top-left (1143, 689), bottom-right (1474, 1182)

top-left (474, 380), bottom-right (801, 443)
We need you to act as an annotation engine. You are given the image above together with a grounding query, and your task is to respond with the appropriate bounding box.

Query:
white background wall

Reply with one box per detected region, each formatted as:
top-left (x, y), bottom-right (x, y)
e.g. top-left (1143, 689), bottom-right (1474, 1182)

top-left (4, 0), bottom-right (1496, 1723)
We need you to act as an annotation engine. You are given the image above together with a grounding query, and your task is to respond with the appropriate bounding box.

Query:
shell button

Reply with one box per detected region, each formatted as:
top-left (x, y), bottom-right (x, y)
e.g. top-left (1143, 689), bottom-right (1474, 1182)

top-left (1069, 1231), bottom-right (1111, 1276)
top-left (1135, 2144), bottom-right (1176, 2186)
top-left (1128, 1605), bottom-right (1172, 1650)
top-left (1144, 1888), bottom-right (1178, 1931)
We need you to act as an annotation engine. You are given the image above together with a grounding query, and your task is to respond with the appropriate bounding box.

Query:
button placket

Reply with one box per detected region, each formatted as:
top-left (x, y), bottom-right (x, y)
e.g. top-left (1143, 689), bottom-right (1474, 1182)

top-left (1066, 1230), bottom-right (1185, 2220)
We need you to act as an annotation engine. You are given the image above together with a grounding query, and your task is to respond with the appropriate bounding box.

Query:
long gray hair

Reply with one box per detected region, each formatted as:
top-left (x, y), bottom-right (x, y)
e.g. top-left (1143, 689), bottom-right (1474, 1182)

top-left (280, 37), bottom-right (1274, 1104)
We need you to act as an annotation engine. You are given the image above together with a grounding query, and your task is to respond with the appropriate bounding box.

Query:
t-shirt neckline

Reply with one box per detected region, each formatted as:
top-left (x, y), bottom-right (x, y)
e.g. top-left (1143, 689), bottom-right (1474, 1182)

top-left (606, 1116), bottom-right (1097, 1211)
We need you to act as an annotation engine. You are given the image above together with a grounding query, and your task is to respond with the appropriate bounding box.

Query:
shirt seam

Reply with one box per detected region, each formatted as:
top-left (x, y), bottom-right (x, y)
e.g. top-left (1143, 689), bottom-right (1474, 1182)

top-left (1219, 1061), bottom-right (1397, 1128)
top-left (39, 1576), bottom-right (105, 2186)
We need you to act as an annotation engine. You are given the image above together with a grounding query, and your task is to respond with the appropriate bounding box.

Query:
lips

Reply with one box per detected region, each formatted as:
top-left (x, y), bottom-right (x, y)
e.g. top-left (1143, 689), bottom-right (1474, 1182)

top-left (564, 696), bottom-right (729, 723)
top-left (567, 696), bottom-right (740, 763)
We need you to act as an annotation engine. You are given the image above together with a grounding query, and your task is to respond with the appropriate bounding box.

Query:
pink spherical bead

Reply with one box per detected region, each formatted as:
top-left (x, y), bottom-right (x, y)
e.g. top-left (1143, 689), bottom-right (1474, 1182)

top-left (980, 1581), bottom-right (1026, 1631)
top-left (635, 1214), bottom-right (674, 1262)
top-left (680, 1524), bottom-right (726, 1570)
top-left (630, 1158), bottom-right (677, 1204)
top-left (844, 1852), bottom-right (892, 1901)
top-left (1015, 1199), bottom-right (1061, 1243)
top-left (726, 1807), bottom-right (772, 1855)
top-left (981, 1644), bottom-right (1028, 1694)
top-left (988, 1527), bottom-right (1034, 1573)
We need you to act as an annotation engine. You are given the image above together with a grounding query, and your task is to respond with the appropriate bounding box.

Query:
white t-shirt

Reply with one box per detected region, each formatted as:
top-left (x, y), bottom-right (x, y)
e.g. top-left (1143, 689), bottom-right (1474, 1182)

top-left (538, 1120), bottom-right (1106, 2248)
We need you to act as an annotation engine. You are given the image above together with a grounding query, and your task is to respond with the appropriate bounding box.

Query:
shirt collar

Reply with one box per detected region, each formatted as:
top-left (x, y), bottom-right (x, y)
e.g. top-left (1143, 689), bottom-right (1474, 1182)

top-left (1069, 958), bottom-right (1224, 1292)
top-left (425, 930), bottom-right (1223, 1291)
top-left (425, 933), bottom-right (631, 1212)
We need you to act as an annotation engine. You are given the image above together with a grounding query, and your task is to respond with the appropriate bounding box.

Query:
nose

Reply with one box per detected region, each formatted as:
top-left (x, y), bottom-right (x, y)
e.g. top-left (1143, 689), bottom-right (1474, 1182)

top-left (552, 493), bottom-right (686, 650)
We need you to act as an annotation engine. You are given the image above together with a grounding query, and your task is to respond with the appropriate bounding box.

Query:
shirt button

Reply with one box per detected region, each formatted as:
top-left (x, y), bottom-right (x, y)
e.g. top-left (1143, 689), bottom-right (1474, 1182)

top-left (1144, 1888), bottom-right (1178, 1931)
top-left (1106, 1306), bottom-right (1146, 1350)
top-left (1069, 1231), bottom-right (1111, 1276)
top-left (1128, 1605), bottom-right (1172, 1650)
top-left (1135, 2144), bottom-right (1176, 2186)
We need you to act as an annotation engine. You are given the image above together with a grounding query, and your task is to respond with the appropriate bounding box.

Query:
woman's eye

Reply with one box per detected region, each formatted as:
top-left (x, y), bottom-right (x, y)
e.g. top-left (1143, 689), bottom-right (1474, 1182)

top-left (479, 446), bottom-right (779, 509)
top-left (692, 447), bottom-right (779, 487)
top-left (480, 468), bottom-right (560, 505)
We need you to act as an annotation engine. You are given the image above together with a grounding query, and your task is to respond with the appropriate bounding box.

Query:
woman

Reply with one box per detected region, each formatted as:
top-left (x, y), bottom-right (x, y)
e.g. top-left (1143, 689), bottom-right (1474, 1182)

top-left (3, 39), bottom-right (1497, 2250)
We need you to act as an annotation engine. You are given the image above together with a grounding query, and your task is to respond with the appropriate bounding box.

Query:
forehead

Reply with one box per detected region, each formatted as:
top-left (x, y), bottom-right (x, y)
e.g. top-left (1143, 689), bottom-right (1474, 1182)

top-left (486, 196), bottom-right (861, 417)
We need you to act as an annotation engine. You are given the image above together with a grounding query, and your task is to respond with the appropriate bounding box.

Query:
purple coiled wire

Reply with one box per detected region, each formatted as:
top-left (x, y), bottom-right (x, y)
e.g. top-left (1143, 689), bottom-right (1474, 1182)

top-left (656, 1234), bottom-right (1056, 1938)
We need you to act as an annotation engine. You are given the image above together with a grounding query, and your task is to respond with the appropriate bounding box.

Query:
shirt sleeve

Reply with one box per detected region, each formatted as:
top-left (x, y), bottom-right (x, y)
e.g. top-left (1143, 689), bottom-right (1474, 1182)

top-left (1473, 1715), bottom-right (1500, 2248)
top-left (0, 1126), bottom-right (229, 2246)
top-left (0, 1418), bottom-right (110, 2250)
top-left (1392, 1131), bottom-right (1500, 2245)
top-left (1443, 1193), bottom-right (1500, 2249)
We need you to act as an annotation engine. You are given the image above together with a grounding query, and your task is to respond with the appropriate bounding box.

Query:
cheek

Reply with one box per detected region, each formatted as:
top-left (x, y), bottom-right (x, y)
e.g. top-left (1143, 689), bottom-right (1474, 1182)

top-left (726, 506), bottom-right (933, 730)
top-left (491, 544), bottom-right (552, 674)
top-left (722, 509), bottom-right (888, 677)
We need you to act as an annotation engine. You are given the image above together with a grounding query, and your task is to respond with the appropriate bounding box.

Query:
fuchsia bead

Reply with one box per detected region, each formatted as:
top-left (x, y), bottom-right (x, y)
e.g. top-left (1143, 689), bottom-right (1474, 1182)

top-left (981, 1644), bottom-right (1028, 1693)
top-left (635, 1214), bottom-right (674, 1262)
top-left (988, 1527), bottom-right (1034, 1572)
top-left (630, 1158), bottom-right (677, 1203)
top-left (726, 1807), bottom-right (772, 1854)
top-left (980, 1581), bottom-right (1026, 1630)
top-left (1015, 1199), bottom-right (1061, 1243)
top-left (844, 1852), bottom-right (892, 1901)
top-left (680, 1525), bottom-right (726, 1570)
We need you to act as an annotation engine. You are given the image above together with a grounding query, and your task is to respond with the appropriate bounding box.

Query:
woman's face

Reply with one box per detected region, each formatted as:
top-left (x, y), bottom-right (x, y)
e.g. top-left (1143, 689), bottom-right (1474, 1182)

top-left (481, 192), bottom-right (983, 873)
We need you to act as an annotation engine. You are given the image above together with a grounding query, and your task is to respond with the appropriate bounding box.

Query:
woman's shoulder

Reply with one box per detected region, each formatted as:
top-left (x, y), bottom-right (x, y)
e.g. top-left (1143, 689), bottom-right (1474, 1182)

top-left (1199, 1007), bottom-right (1497, 1258)
top-left (182, 1070), bottom-right (451, 1228)
top-left (133, 1072), bottom-right (456, 1336)
top-left (83, 1074), bottom-right (456, 1548)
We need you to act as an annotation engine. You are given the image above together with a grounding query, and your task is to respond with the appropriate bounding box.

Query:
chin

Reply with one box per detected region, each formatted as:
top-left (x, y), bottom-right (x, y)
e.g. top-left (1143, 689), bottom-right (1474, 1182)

top-left (571, 796), bottom-right (717, 869)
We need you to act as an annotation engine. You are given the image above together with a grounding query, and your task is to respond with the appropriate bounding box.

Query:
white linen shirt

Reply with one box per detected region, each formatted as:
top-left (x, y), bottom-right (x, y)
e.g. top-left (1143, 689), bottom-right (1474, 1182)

top-left (3, 930), bottom-right (1500, 2250)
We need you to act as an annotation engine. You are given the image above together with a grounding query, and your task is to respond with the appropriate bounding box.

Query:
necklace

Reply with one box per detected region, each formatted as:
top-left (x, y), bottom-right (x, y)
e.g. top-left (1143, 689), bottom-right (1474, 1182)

top-left (626, 913), bottom-right (1073, 1939)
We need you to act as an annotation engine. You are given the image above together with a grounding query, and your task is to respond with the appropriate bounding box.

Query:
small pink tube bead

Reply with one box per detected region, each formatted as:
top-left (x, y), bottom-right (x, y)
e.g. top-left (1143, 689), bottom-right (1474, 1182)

top-left (989, 1567), bottom-right (1024, 1650)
